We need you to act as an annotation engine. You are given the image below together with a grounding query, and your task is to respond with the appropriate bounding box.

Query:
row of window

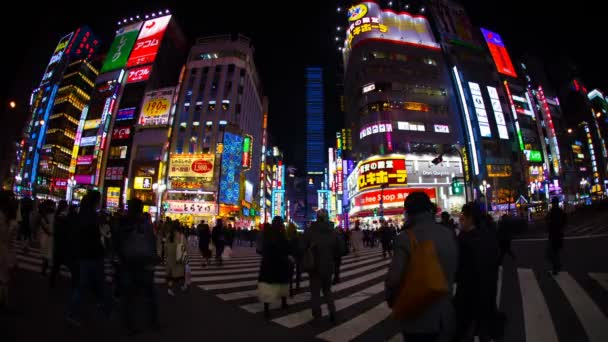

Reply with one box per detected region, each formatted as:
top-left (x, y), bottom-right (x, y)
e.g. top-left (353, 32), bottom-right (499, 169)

top-left (361, 100), bottom-right (449, 116)
top-left (363, 51), bottom-right (438, 66)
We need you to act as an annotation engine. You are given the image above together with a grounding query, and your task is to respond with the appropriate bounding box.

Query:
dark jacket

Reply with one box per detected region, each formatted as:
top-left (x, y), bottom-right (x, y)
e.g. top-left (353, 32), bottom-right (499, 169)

top-left (53, 210), bottom-right (75, 260)
top-left (454, 222), bottom-right (500, 319)
top-left (212, 224), bottom-right (225, 247)
top-left (78, 211), bottom-right (105, 260)
top-left (547, 207), bottom-right (566, 249)
top-left (301, 220), bottom-right (339, 278)
top-left (385, 213), bottom-right (459, 333)
top-left (258, 233), bottom-right (290, 284)
top-left (197, 224), bottom-right (211, 248)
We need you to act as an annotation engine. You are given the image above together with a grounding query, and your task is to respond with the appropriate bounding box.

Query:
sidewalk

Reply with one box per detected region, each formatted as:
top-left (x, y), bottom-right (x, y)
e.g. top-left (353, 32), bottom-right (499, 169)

top-left (0, 268), bottom-right (311, 342)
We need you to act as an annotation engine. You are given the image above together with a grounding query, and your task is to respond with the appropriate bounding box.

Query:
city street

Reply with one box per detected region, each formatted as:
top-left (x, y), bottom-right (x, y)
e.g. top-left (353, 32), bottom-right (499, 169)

top-left (2, 229), bottom-right (607, 342)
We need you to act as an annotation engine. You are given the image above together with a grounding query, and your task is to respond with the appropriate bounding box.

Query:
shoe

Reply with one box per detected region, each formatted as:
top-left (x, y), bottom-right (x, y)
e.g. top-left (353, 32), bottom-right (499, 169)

top-left (167, 289), bottom-right (175, 296)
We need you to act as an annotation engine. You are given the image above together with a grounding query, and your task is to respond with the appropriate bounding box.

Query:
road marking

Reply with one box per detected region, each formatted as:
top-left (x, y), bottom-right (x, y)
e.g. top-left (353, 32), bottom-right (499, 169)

top-left (589, 273), bottom-right (608, 291)
top-left (517, 268), bottom-right (558, 342)
top-left (513, 233), bottom-right (608, 242)
top-left (315, 302), bottom-right (391, 342)
top-left (497, 266), bottom-right (503, 307)
top-left (241, 268), bottom-right (388, 312)
top-left (273, 282), bottom-right (384, 328)
top-left (387, 334), bottom-right (403, 342)
top-left (554, 272), bottom-right (608, 342)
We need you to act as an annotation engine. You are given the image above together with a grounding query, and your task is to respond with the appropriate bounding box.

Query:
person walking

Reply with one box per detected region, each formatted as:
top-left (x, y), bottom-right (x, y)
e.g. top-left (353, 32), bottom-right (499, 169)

top-left (164, 223), bottom-right (187, 296)
top-left (286, 222), bottom-right (302, 295)
top-left (385, 192), bottom-right (459, 342)
top-left (546, 197), bottom-right (566, 275)
top-left (39, 201), bottom-right (56, 276)
top-left (197, 220), bottom-right (212, 266)
top-left (116, 198), bottom-right (160, 335)
top-left (333, 228), bottom-right (348, 284)
top-left (257, 218), bottom-right (290, 319)
top-left (301, 209), bottom-right (339, 324)
top-left (212, 219), bottom-right (226, 266)
top-left (0, 191), bottom-right (18, 311)
top-left (452, 203), bottom-right (501, 342)
top-left (49, 200), bottom-right (78, 289)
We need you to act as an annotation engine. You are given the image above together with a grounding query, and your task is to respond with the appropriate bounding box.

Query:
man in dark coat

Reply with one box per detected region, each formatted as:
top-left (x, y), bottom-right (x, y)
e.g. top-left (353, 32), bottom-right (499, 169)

top-left (197, 221), bottom-right (211, 266)
top-left (546, 197), bottom-right (566, 275)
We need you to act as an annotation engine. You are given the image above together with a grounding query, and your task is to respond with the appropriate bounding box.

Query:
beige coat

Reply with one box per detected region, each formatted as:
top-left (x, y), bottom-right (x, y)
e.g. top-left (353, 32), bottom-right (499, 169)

top-left (165, 233), bottom-right (186, 279)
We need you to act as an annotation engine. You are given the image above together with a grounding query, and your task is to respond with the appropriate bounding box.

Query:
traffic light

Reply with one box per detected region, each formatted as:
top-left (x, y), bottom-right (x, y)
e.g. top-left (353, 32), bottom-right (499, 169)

top-left (451, 178), bottom-right (463, 195)
top-left (373, 207), bottom-right (378, 217)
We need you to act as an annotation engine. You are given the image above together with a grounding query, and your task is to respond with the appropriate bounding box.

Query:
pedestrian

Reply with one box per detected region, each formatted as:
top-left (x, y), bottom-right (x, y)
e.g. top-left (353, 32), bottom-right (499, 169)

top-left (0, 190), bottom-right (18, 311)
top-left (197, 220), bottom-right (212, 266)
top-left (350, 221), bottom-right (364, 257)
top-left (286, 222), bottom-right (302, 296)
top-left (17, 197), bottom-right (33, 245)
top-left (257, 218), bottom-right (290, 319)
top-left (212, 219), bottom-right (226, 266)
top-left (546, 197), bottom-right (566, 275)
top-left (385, 192), bottom-right (459, 342)
top-left (333, 227), bottom-right (348, 284)
top-left (68, 190), bottom-right (111, 326)
top-left (497, 214), bottom-right (516, 263)
top-left (380, 218), bottom-right (393, 259)
top-left (165, 223), bottom-right (187, 296)
top-left (453, 203), bottom-right (501, 342)
top-left (301, 209), bottom-right (339, 324)
top-left (115, 198), bottom-right (160, 335)
top-left (49, 200), bottom-right (78, 289)
top-left (39, 200), bottom-right (55, 276)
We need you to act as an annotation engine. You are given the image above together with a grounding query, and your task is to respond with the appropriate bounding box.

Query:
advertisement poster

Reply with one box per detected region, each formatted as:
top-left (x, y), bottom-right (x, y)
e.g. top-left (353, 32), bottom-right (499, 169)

top-left (101, 22), bottom-right (142, 73)
top-left (138, 87), bottom-right (174, 126)
top-left (169, 154), bottom-right (215, 180)
top-left (126, 15), bottom-right (171, 67)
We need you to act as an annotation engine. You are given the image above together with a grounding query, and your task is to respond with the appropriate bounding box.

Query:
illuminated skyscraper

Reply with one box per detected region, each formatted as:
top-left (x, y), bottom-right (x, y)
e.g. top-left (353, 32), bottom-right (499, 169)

top-left (306, 67), bottom-right (325, 175)
top-left (17, 27), bottom-right (100, 200)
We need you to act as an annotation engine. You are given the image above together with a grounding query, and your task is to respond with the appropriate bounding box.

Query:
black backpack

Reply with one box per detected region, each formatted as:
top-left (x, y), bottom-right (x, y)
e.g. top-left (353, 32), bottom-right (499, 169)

top-left (122, 222), bottom-right (158, 265)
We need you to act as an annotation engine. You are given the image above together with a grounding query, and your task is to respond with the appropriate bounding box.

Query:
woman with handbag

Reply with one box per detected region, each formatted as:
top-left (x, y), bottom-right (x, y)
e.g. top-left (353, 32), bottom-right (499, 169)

top-left (165, 223), bottom-right (187, 296)
top-left (257, 218), bottom-right (290, 319)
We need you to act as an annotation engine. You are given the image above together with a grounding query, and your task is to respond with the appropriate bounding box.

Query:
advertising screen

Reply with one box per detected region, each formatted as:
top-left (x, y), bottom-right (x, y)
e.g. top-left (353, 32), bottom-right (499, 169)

top-left (79, 136), bottom-right (97, 146)
top-left (134, 176), bottom-right (152, 190)
top-left (486, 86), bottom-right (509, 139)
top-left (106, 187), bottom-right (121, 208)
top-left (242, 135), bottom-right (253, 169)
top-left (139, 87), bottom-right (174, 126)
top-left (126, 15), bottom-right (171, 68)
top-left (468, 82), bottom-right (492, 138)
top-left (169, 154), bottom-right (214, 180)
top-left (41, 32), bottom-right (74, 85)
top-left (481, 28), bottom-right (517, 78)
top-left (101, 22), bottom-right (142, 73)
top-left (105, 166), bottom-right (124, 180)
top-left (344, 2), bottom-right (439, 63)
top-left (126, 65), bottom-right (152, 83)
top-left (170, 180), bottom-right (207, 189)
top-left (355, 155), bottom-right (407, 192)
top-left (112, 126), bottom-right (131, 140)
top-left (219, 133), bottom-right (244, 205)
top-left (77, 155), bottom-right (94, 165)
top-left (116, 107), bottom-right (136, 121)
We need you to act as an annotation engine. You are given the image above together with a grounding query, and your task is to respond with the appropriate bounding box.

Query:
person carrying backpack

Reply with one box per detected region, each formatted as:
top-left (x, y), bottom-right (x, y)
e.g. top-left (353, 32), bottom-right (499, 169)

top-left (385, 192), bottom-right (458, 342)
top-left (116, 198), bottom-right (160, 335)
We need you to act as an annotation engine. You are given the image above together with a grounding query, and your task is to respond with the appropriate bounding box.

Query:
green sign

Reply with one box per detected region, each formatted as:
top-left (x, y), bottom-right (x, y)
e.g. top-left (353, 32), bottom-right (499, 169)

top-left (452, 179), bottom-right (464, 195)
top-left (526, 150), bottom-right (542, 162)
top-left (100, 22), bottom-right (142, 73)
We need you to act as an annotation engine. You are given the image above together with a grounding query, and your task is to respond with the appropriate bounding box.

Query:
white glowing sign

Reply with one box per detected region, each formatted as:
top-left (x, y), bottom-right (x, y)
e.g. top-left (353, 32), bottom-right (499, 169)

top-left (486, 86), bottom-right (509, 140)
top-left (362, 83), bottom-right (375, 94)
top-left (433, 124), bottom-right (450, 133)
top-left (468, 82), bottom-right (492, 138)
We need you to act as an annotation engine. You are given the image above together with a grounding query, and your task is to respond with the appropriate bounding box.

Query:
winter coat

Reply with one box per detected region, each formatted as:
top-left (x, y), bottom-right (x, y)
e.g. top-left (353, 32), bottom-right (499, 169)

top-left (547, 207), bottom-right (566, 249)
top-left (165, 233), bottom-right (185, 278)
top-left (385, 213), bottom-right (459, 334)
top-left (0, 212), bottom-right (17, 284)
top-left (350, 229), bottom-right (364, 251)
top-left (301, 220), bottom-right (340, 278)
top-left (39, 213), bottom-right (54, 260)
top-left (258, 234), bottom-right (290, 284)
top-left (78, 212), bottom-right (105, 261)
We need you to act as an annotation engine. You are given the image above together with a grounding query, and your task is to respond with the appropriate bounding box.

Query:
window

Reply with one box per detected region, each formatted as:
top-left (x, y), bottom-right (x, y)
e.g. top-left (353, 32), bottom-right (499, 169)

top-left (423, 58), bottom-right (437, 66)
top-left (215, 65), bottom-right (222, 73)
top-left (190, 68), bottom-right (198, 75)
top-left (135, 146), bottom-right (162, 161)
top-left (222, 100), bottom-right (230, 111)
top-left (397, 121), bottom-right (425, 132)
top-left (203, 67), bottom-right (209, 75)
top-left (109, 146), bottom-right (128, 159)
top-left (208, 101), bottom-right (216, 111)
top-left (195, 101), bottom-right (203, 112)
top-left (228, 64), bottom-right (235, 73)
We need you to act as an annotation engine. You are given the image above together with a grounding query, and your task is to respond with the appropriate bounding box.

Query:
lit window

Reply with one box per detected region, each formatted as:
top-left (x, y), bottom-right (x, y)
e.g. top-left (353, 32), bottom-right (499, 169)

top-left (193, 121), bottom-right (200, 126)
top-left (222, 100), bottom-right (230, 111)
top-left (208, 101), bottom-right (216, 111)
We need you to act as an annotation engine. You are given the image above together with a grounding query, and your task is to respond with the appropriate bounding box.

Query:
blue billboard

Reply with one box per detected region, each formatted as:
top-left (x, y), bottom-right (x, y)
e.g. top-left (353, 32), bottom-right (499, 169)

top-left (219, 132), bottom-right (243, 205)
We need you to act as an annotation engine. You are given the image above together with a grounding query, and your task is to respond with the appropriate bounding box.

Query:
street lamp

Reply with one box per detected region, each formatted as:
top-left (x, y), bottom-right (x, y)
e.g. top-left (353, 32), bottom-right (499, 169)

top-left (152, 182), bottom-right (166, 222)
top-left (479, 180), bottom-right (491, 212)
top-left (66, 176), bottom-right (76, 203)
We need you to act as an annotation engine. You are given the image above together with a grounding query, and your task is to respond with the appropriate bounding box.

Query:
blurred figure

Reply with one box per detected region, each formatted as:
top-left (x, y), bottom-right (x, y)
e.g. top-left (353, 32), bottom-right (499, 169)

top-left (497, 214), bottom-right (516, 264)
top-left (39, 200), bottom-right (56, 276)
top-left (286, 222), bottom-right (302, 295)
top-left (453, 203), bottom-right (500, 342)
top-left (350, 221), bottom-right (364, 257)
top-left (212, 219), bottom-right (226, 266)
top-left (385, 192), bottom-right (458, 342)
top-left (257, 218), bottom-right (290, 319)
top-left (197, 220), bottom-right (211, 266)
top-left (49, 200), bottom-right (78, 289)
top-left (116, 198), bottom-right (160, 335)
top-left (301, 209), bottom-right (339, 324)
top-left (0, 190), bottom-right (18, 310)
top-left (165, 222), bottom-right (187, 296)
top-left (546, 197), bottom-right (566, 275)
top-left (17, 197), bottom-right (33, 245)
top-left (333, 227), bottom-right (349, 284)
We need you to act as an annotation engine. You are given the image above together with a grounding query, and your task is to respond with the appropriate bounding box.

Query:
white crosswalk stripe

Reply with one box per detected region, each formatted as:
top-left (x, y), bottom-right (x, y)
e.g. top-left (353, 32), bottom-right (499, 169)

top-left (13, 240), bottom-right (608, 342)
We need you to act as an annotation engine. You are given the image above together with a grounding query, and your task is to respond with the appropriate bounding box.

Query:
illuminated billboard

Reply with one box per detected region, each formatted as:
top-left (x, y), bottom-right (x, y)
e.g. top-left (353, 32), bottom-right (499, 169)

top-left (139, 87), bottom-right (174, 126)
top-left (355, 155), bottom-right (407, 192)
top-left (116, 107), bottom-right (136, 121)
top-left (134, 176), bottom-right (152, 190)
top-left (242, 135), bottom-right (253, 170)
top-left (353, 187), bottom-right (436, 208)
top-left (100, 22), bottom-right (142, 73)
top-left (481, 28), bottom-right (517, 78)
top-left (169, 154), bottom-right (214, 180)
top-left (127, 15), bottom-right (171, 68)
top-left (344, 2), bottom-right (439, 62)
top-left (219, 133), bottom-right (243, 205)
top-left (166, 201), bottom-right (218, 215)
top-left (468, 82), bottom-right (492, 138)
top-left (126, 65), bottom-right (152, 83)
top-left (107, 187), bottom-right (121, 208)
top-left (41, 32), bottom-right (74, 85)
top-left (486, 86), bottom-right (509, 140)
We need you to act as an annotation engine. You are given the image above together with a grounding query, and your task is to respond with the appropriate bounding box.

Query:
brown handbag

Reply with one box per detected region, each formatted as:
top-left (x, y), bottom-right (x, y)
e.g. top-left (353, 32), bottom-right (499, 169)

top-left (392, 229), bottom-right (449, 319)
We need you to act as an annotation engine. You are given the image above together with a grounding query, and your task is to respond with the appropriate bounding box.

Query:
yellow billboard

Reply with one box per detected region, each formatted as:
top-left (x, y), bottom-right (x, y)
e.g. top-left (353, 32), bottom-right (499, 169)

top-left (169, 154), bottom-right (215, 180)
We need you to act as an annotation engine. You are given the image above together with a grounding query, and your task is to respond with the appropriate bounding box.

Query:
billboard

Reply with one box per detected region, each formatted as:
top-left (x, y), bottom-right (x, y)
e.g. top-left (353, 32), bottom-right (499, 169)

top-left (40, 32), bottom-right (74, 85)
top-left (487, 86), bottom-right (509, 139)
top-left (139, 87), bottom-right (174, 126)
top-left (355, 155), bottom-right (407, 192)
top-left (101, 22), bottom-right (142, 73)
top-left (133, 176), bottom-right (152, 190)
top-left (112, 126), bottom-right (131, 140)
top-left (169, 154), bottom-right (214, 180)
top-left (242, 135), bottom-right (253, 169)
top-left (105, 166), bottom-right (124, 180)
top-left (344, 2), bottom-right (439, 62)
top-left (107, 187), bottom-right (121, 208)
top-left (219, 133), bottom-right (244, 205)
top-left (481, 28), bottom-right (517, 78)
top-left (116, 107), bottom-right (136, 121)
top-left (126, 65), bottom-right (152, 83)
top-left (166, 201), bottom-right (218, 215)
top-left (468, 82), bottom-right (492, 138)
top-left (126, 15), bottom-right (171, 68)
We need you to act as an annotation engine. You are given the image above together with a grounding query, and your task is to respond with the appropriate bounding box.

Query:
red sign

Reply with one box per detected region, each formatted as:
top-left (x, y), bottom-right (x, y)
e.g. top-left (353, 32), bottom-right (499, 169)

top-left (54, 178), bottom-right (68, 189)
top-left (192, 160), bottom-right (213, 174)
top-left (481, 28), bottom-right (517, 78)
top-left (353, 188), bottom-right (436, 207)
top-left (126, 15), bottom-right (171, 67)
top-left (126, 65), bottom-right (152, 83)
top-left (77, 155), bottom-right (94, 165)
top-left (112, 126), bottom-right (131, 140)
top-left (105, 167), bottom-right (124, 181)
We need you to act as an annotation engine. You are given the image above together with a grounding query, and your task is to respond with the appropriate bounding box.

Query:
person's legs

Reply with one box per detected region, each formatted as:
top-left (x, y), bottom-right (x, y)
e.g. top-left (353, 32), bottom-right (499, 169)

top-left (309, 276), bottom-right (322, 320)
top-left (333, 259), bottom-right (341, 284)
top-left (121, 265), bottom-right (135, 332)
top-left (142, 268), bottom-right (159, 329)
top-left (49, 255), bottom-right (63, 288)
top-left (321, 276), bottom-right (336, 321)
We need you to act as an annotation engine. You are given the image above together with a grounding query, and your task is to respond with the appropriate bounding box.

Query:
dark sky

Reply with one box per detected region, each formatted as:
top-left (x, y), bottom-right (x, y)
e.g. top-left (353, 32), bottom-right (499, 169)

top-left (2, 1), bottom-right (607, 170)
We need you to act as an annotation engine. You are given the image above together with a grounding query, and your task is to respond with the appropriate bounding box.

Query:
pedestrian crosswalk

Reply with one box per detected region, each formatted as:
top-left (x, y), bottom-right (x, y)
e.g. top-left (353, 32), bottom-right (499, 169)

top-left (11, 240), bottom-right (608, 342)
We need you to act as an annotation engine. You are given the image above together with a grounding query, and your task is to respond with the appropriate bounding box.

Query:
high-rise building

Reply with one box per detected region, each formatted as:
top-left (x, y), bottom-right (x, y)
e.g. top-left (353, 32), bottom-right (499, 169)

top-left (17, 27), bottom-right (100, 199)
top-left (167, 34), bottom-right (264, 226)
top-left (305, 67), bottom-right (325, 222)
top-left (341, 1), bottom-right (466, 221)
top-left (72, 12), bottom-right (187, 213)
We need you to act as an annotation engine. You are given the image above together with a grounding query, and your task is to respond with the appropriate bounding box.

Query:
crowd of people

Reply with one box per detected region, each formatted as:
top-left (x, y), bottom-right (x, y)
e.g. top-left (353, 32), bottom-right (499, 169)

top-left (0, 188), bottom-right (567, 341)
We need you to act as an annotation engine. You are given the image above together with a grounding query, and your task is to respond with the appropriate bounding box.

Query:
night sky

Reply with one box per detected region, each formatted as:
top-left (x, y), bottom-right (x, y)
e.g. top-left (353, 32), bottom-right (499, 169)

top-left (2, 1), bottom-right (607, 171)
